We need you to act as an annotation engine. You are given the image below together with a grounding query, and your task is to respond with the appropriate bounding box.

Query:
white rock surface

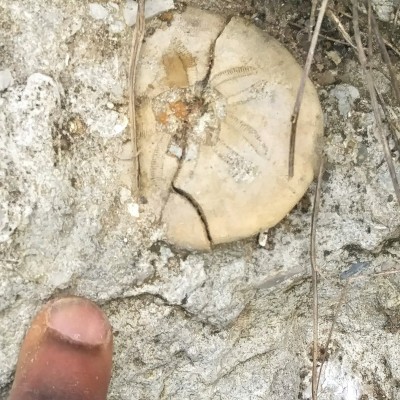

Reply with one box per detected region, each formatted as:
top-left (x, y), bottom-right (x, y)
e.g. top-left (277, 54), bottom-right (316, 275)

top-left (123, 0), bottom-right (175, 26)
top-left (330, 84), bottom-right (360, 118)
top-left (0, 70), bottom-right (13, 91)
top-left (371, 0), bottom-right (397, 21)
top-left (88, 3), bottom-right (109, 20)
top-left (0, 1), bottom-right (399, 399)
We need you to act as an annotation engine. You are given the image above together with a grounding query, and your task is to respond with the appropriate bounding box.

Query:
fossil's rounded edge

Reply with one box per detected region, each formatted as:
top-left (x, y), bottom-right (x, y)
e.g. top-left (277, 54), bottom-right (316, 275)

top-left (179, 15), bottom-right (324, 245)
top-left (162, 193), bottom-right (211, 251)
top-left (135, 7), bottom-right (226, 209)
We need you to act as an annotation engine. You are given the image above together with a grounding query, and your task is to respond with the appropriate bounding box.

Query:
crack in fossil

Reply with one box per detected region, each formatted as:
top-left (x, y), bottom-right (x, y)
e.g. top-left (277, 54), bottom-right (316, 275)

top-left (198, 16), bottom-right (232, 90)
top-left (161, 18), bottom-right (231, 247)
top-left (172, 183), bottom-right (213, 245)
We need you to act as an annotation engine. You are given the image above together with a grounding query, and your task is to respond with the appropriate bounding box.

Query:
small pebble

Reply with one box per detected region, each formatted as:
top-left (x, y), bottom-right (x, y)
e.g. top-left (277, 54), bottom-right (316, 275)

top-left (88, 3), bottom-right (109, 20)
top-left (340, 261), bottom-right (370, 280)
top-left (124, 0), bottom-right (175, 26)
top-left (0, 69), bottom-right (14, 91)
top-left (258, 230), bottom-right (269, 247)
top-left (330, 84), bottom-right (360, 117)
top-left (109, 20), bottom-right (125, 33)
top-left (120, 187), bottom-right (132, 204)
top-left (127, 202), bottom-right (140, 218)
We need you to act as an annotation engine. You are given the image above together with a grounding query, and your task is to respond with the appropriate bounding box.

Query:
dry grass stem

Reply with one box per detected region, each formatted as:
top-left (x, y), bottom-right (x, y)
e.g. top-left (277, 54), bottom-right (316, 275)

top-left (375, 90), bottom-right (400, 154)
top-left (351, 0), bottom-right (400, 205)
top-left (316, 281), bottom-right (349, 389)
top-left (370, 11), bottom-right (400, 104)
top-left (129, 0), bottom-right (146, 194)
top-left (310, 0), bottom-right (319, 40)
top-left (382, 39), bottom-right (400, 58)
top-left (350, 268), bottom-right (400, 280)
top-left (326, 9), bottom-right (356, 48)
top-left (288, 0), bottom-right (329, 178)
top-left (289, 21), bottom-right (355, 47)
top-left (311, 159), bottom-right (324, 399)
top-left (393, 3), bottom-right (400, 31)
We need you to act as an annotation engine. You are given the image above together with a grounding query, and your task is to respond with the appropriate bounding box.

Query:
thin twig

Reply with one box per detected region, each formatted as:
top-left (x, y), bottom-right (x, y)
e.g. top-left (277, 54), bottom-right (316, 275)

top-left (289, 21), bottom-right (354, 47)
top-left (129, 0), bottom-right (146, 194)
top-left (376, 90), bottom-right (400, 154)
top-left (367, 1), bottom-right (373, 61)
top-left (311, 158), bottom-right (324, 400)
top-left (316, 280), bottom-right (349, 389)
top-left (383, 39), bottom-right (400, 59)
top-left (347, 268), bottom-right (400, 282)
top-left (326, 9), bottom-right (356, 48)
top-left (369, 10), bottom-right (400, 104)
top-left (351, 0), bottom-right (400, 205)
top-left (393, 3), bottom-right (400, 32)
top-left (365, 269), bottom-right (400, 278)
top-left (288, 0), bottom-right (329, 178)
top-left (310, 0), bottom-right (319, 41)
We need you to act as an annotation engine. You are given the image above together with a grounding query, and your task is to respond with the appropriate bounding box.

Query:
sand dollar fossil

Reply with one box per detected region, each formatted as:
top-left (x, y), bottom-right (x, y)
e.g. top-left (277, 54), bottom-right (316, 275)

top-left (135, 7), bottom-right (323, 250)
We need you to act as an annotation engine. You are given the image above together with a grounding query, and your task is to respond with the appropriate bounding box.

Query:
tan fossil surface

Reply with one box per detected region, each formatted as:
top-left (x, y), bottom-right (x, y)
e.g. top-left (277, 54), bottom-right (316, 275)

top-left (136, 7), bottom-right (323, 250)
top-left (135, 8), bottom-right (324, 249)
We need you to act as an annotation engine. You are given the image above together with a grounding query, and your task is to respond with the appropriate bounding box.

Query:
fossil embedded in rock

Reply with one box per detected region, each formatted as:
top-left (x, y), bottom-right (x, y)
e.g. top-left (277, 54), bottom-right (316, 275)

top-left (135, 7), bottom-right (323, 250)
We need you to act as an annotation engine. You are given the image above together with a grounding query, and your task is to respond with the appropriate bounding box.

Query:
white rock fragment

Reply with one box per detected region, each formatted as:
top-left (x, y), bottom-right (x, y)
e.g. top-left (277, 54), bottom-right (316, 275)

top-left (127, 202), bottom-right (140, 218)
top-left (108, 2), bottom-right (119, 12)
top-left (90, 111), bottom-right (128, 138)
top-left (0, 206), bottom-right (11, 243)
top-left (109, 20), bottom-right (125, 33)
top-left (112, 115), bottom-right (129, 136)
top-left (258, 230), bottom-right (269, 247)
top-left (119, 187), bottom-right (132, 203)
top-left (123, 0), bottom-right (174, 26)
top-left (0, 70), bottom-right (14, 91)
top-left (123, 0), bottom-right (137, 25)
top-left (168, 143), bottom-right (183, 159)
top-left (371, 0), bottom-right (396, 22)
top-left (88, 3), bottom-right (109, 20)
top-left (327, 50), bottom-right (342, 66)
top-left (144, 0), bottom-right (174, 19)
top-left (330, 84), bottom-right (360, 117)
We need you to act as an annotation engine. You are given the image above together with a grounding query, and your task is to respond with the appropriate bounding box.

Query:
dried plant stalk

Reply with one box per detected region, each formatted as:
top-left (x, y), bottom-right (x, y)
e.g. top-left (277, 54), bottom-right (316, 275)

top-left (311, 159), bottom-right (324, 399)
top-left (289, 0), bottom-right (329, 178)
top-left (326, 9), bottom-right (356, 48)
top-left (369, 11), bottom-right (400, 104)
top-left (129, 0), bottom-right (146, 194)
top-left (351, 0), bottom-right (400, 205)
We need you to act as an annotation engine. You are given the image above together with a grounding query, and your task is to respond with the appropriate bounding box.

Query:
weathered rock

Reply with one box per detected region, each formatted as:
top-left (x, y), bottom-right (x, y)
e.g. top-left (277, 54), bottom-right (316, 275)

top-left (136, 8), bottom-right (323, 250)
top-left (1, 1), bottom-right (399, 399)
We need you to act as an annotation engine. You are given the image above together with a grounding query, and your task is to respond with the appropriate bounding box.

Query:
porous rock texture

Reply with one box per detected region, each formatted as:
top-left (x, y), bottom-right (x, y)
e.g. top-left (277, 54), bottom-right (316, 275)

top-left (1, 1), bottom-right (400, 399)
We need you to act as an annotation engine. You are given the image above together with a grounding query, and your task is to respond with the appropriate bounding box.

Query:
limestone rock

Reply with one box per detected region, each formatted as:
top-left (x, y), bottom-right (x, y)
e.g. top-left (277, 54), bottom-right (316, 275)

top-left (135, 8), bottom-right (323, 249)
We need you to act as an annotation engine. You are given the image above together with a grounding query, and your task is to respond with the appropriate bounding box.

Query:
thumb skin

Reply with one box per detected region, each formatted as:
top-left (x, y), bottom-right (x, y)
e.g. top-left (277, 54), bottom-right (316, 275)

top-left (9, 297), bottom-right (113, 400)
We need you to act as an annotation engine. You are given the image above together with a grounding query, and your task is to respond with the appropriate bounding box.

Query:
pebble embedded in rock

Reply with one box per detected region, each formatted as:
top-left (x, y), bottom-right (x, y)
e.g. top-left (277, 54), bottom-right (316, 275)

top-left (88, 3), bottom-right (109, 21)
top-left (123, 0), bottom-right (175, 26)
top-left (0, 70), bottom-right (14, 91)
top-left (135, 8), bottom-right (323, 250)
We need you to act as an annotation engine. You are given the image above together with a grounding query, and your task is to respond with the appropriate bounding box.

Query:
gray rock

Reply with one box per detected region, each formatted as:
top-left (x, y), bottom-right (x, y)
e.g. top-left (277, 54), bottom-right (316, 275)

top-left (0, 70), bottom-right (13, 91)
top-left (88, 3), bottom-right (109, 20)
top-left (330, 84), bottom-right (360, 118)
top-left (0, 1), bottom-right (399, 399)
top-left (371, 0), bottom-right (397, 21)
